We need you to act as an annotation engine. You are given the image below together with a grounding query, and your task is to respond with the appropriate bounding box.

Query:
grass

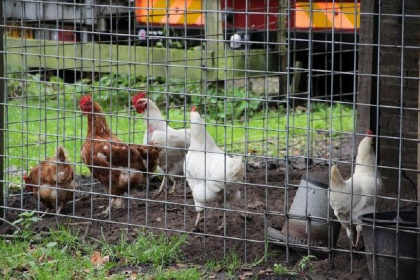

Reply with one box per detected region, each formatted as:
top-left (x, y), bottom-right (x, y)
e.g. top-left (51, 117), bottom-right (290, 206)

top-left (0, 220), bottom-right (199, 279)
top-left (5, 96), bottom-right (353, 189)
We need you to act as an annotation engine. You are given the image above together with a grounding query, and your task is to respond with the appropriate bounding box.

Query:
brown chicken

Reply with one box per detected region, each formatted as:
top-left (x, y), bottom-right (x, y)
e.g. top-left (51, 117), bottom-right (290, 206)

top-left (79, 95), bottom-right (160, 216)
top-left (23, 146), bottom-right (75, 216)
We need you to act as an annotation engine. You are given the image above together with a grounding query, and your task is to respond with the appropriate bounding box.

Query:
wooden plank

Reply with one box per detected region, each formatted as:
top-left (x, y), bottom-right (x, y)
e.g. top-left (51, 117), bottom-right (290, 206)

top-left (204, 0), bottom-right (222, 52)
top-left (5, 38), bottom-right (276, 80)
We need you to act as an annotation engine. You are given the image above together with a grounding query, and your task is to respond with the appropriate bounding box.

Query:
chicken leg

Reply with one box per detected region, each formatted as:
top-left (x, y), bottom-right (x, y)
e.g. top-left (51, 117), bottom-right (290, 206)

top-left (354, 225), bottom-right (363, 248)
top-left (217, 217), bottom-right (226, 231)
top-left (158, 176), bottom-right (167, 194)
top-left (95, 197), bottom-right (126, 218)
top-left (156, 176), bottom-right (177, 197)
top-left (56, 202), bottom-right (65, 215)
top-left (40, 208), bottom-right (51, 217)
top-left (194, 212), bottom-right (202, 227)
top-left (170, 179), bottom-right (177, 194)
top-left (155, 176), bottom-right (167, 197)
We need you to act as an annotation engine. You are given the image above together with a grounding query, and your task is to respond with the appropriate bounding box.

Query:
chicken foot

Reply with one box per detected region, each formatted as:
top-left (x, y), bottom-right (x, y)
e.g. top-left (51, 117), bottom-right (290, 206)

top-left (155, 176), bottom-right (177, 198)
top-left (38, 202), bottom-right (66, 218)
top-left (170, 179), bottom-right (177, 194)
top-left (194, 211), bottom-right (227, 230)
top-left (95, 197), bottom-right (126, 218)
top-left (56, 202), bottom-right (66, 215)
top-left (40, 208), bottom-right (51, 217)
top-left (217, 218), bottom-right (226, 231)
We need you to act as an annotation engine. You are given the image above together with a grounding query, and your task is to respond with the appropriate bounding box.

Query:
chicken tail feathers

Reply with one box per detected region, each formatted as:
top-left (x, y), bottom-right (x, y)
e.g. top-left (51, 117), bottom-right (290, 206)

top-left (56, 146), bottom-right (67, 162)
top-left (330, 165), bottom-right (345, 189)
top-left (226, 189), bottom-right (241, 202)
top-left (228, 156), bottom-right (244, 180)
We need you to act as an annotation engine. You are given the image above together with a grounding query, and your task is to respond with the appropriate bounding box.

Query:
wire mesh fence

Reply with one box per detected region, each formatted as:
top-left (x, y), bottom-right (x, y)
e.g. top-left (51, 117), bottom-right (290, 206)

top-left (0, 0), bottom-right (419, 278)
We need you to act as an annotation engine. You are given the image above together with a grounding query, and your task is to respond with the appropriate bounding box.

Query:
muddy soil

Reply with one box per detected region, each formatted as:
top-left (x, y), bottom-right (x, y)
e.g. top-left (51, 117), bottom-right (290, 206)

top-left (1, 162), bottom-right (373, 279)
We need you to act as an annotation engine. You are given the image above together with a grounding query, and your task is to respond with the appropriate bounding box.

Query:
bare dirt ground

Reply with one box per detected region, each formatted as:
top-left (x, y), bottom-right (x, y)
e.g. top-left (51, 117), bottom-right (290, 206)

top-left (1, 161), bottom-right (373, 279)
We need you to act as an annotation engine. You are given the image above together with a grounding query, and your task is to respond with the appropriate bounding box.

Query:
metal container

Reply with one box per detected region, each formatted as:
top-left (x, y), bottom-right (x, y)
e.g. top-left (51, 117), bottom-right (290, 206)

top-left (268, 171), bottom-right (341, 249)
top-left (360, 211), bottom-right (417, 280)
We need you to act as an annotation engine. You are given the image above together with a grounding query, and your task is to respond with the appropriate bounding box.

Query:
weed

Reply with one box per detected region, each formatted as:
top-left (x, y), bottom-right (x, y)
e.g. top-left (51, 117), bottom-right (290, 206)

top-left (273, 263), bottom-right (298, 276)
top-left (297, 255), bottom-right (316, 273)
top-left (98, 230), bottom-right (187, 267)
top-left (12, 211), bottom-right (42, 237)
top-left (205, 252), bottom-right (242, 278)
top-left (152, 266), bottom-right (202, 280)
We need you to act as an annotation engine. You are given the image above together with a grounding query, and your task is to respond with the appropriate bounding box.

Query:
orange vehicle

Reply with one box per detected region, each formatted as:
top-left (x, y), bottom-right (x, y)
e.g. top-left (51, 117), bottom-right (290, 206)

top-left (134, 0), bottom-right (360, 49)
top-left (134, 0), bottom-right (280, 48)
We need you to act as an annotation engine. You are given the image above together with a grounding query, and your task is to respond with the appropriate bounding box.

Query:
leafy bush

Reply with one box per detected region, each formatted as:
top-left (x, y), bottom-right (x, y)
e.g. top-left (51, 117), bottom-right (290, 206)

top-left (7, 73), bottom-right (263, 120)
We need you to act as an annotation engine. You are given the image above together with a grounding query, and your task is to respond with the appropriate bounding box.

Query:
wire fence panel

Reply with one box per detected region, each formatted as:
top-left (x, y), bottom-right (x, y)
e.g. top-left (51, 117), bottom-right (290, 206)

top-left (0, 0), bottom-right (419, 278)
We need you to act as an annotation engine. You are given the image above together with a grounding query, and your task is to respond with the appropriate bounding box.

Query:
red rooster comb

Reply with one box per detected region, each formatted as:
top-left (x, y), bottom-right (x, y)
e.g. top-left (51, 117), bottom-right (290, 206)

top-left (22, 174), bottom-right (28, 182)
top-left (132, 91), bottom-right (147, 105)
top-left (366, 129), bottom-right (373, 135)
top-left (191, 106), bottom-right (196, 112)
top-left (79, 95), bottom-right (91, 106)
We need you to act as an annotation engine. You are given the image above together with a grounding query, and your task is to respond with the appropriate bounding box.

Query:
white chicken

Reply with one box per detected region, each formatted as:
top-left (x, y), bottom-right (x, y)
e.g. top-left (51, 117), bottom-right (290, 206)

top-left (132, 92), bottom-right (191, 196)
top-left (329, 130), bottom-right (384, 248)
top-left (185, 107), bottom-right (244, 228)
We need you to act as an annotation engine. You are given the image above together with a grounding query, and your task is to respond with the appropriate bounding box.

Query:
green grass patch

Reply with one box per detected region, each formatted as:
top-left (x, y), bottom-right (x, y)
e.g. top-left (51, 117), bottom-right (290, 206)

top-left (0, 224), bottom-right (194, 279)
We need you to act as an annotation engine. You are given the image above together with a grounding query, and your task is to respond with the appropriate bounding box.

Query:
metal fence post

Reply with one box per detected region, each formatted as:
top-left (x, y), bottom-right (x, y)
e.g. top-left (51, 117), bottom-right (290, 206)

top-left (0, 0), bottom-right (4, 219)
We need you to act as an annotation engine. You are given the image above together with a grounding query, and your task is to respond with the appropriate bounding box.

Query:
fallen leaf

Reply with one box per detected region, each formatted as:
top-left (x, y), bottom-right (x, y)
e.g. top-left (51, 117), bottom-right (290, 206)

top-left (37, 254), bottom-right (45, 263)
top-left (239, 271), bottom-right (254, 280)
top-left (102, 255), bottom-right (110, 264)
top-left (130, 272), bottom-right (138, 280)
top-left (119, 257), bottom-right (127, 266)
top-left (90, 251), bottom-right (109, 266)
top-left (1, 267), bottom-right (10, 276)
top-left (258, 268), bottom-right (273, 275)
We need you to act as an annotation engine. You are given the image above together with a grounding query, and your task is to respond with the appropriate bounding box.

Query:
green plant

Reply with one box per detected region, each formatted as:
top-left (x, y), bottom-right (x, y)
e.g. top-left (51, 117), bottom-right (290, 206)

top-left (273, 263), bottom-right (298, 276)
top-left (297, 255), bottom-right (316, 273)
top-left (152, 266), bottom-right (202, 280)
top-left (97, 230), bottom-right (187, 267)
top-left (204, 252), bottom-right (242, 278)
top-left (190, 88), bottom-right (262, 121)
top-left (12, 211), bottom-right (42, 237)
